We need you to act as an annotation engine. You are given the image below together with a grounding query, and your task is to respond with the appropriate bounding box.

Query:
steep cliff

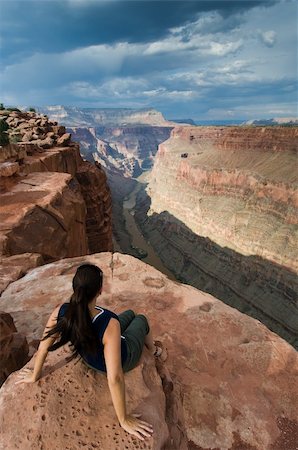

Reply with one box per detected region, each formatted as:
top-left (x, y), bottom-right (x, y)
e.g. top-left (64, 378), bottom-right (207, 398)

top-left (135, 126), bottom-right (298, 347)
top-left (0, 109), bottom-right (113, 264)
top-left (1, 253), bottom-right (297, 450)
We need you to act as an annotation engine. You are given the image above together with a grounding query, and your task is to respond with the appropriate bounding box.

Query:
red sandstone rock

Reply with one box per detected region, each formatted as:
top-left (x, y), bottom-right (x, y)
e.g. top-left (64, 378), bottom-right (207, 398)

top-left (0, 312), bottom-right (29, 386)
top-left (0, 161), bottom-right (19, 177)
top-left (0, 111), bottom-right (113, 260)
top-left (0, 253), bottom-right (297, 449)
top-left (0, 253), bottom-right (43, 295)
top-left (0, 172), bottom-right (88, 260)
top-left (0, 347), bottom-right (169, 450)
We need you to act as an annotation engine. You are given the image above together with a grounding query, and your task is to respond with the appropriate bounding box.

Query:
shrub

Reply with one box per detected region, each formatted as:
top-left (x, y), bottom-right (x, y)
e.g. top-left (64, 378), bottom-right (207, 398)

top-left (0, 119), bottom-right (9, 146)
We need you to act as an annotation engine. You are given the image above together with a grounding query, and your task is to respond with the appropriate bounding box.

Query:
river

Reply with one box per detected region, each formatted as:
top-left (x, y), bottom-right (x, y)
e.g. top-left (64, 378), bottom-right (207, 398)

top-left (122, 179), bottom-right (175, 280)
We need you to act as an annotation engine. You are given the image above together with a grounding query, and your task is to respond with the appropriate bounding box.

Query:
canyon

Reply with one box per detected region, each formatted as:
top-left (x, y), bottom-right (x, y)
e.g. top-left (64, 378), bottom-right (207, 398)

top-left (39, 107), bottom-right (174, 257)
top-left (40, 107), bottom-right (298, 348)
top-left (0, 109), bottom-right (297, 449)
top-left (135, 126), bottom-right (298, 348)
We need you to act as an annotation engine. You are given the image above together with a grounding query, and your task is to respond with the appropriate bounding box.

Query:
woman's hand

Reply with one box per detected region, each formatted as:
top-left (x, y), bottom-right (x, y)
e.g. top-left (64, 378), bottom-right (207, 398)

top-left (120, 414), bottom-right (153, 441)
top-left (15, 368), bottom-right (39, 385)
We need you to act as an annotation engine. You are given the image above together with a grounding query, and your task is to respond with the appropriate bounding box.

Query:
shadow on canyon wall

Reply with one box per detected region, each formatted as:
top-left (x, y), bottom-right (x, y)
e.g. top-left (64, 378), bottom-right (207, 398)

top-left (135, 187), bottom-right (298, 349)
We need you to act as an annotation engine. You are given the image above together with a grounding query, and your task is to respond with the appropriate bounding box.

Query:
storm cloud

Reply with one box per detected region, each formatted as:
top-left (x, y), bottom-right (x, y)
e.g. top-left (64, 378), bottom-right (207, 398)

top-left (0, 0), bottom-right (296, 120)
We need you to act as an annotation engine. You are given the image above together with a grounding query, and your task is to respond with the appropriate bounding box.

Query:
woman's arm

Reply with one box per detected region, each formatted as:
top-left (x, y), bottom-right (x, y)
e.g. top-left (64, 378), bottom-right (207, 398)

top-left (15, 305), bottom-right (61, 384)
top-left (103, 319), bottom-right (153, 441)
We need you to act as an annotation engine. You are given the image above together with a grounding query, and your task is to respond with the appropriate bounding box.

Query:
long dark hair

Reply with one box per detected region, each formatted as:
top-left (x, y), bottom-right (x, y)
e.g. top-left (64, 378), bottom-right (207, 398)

top-left (43, 264), bottom-right (103, 359)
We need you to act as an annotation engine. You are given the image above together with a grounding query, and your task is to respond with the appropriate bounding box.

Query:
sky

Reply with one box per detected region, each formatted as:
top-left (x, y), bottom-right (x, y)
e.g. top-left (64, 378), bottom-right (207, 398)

top-left (0, 0), bottom-right (297, 121)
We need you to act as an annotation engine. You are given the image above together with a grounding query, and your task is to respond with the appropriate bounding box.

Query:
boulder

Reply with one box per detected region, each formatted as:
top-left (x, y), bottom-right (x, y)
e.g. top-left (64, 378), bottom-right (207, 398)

top-left (21, 131), bottom-right (33, 142)
top-left (0, 172), bottom-right (88, 261)
top-left (0, 253), bottom-right (297, 449)
top-left (52, 125), bottom-right (66, 136)
top-left (0, 161), bottom-right (19, 177)
top-left (57, 133), bottom-right (71, 147)
top-left (35, 137), bottom-right (54, 149)
top-left (0, 347), bottom-right (169, 450)
top-left (0, 312), bottom-right (29, 386)
top-left (0, 253), bottom-right (43, 295)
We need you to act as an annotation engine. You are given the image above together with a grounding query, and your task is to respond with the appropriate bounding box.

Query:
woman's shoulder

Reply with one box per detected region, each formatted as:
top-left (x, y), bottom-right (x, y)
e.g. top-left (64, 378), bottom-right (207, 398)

top-left (95, 306), bottom-right (118, 319)
top-left (56, 302), bottom-right (70, 319)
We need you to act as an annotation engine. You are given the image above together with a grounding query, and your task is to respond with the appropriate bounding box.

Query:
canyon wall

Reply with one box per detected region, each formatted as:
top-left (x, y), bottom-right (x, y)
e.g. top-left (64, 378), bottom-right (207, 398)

top-left (69, 125), bottom-right (173, 177)
top-left (136, 126), bottom-right (298, 347)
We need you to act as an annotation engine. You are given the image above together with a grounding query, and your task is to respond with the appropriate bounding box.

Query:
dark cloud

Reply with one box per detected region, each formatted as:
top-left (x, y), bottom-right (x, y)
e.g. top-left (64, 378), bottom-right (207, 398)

top-left (0, 0), bottom-right (274, 64)
top-left (1, 0), bottom-right (295, 120)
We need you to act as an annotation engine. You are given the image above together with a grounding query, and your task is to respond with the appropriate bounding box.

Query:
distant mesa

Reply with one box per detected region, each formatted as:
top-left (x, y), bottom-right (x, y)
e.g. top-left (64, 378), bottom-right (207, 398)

top-left (37, 105), bottom-right (176, 127)
top-left (243, 117), bottom-right (298, 126)
top-left (169, 118), bottom-right (196, 125)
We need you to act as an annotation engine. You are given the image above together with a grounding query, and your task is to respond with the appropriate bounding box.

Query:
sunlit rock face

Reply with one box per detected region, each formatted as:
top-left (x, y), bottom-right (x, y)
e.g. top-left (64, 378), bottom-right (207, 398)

top-left (135, 126), bottom-right (298, 347)
top-left (0, 253), bottom-right (297, 450)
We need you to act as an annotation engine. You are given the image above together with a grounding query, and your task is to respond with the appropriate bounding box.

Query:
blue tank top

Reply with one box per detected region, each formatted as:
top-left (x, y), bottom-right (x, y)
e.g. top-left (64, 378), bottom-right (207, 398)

top-left (57, 303), bottom-right (128, 372)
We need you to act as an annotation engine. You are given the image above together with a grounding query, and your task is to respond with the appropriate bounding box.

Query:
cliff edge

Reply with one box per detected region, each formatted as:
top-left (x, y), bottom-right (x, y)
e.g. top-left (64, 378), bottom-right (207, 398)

top-left (0, 253), bottom-right (297, 450)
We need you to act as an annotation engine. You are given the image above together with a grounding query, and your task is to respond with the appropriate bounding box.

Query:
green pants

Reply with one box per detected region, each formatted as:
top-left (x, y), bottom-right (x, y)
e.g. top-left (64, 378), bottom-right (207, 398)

top-left (118, 310), bottom-right (150, 372)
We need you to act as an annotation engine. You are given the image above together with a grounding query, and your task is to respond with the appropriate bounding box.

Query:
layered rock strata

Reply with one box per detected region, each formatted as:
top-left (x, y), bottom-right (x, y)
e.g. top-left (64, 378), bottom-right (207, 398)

top-left (135, 126), bottom-right (298, 347)
top-left (39, 106), bottom-right (175, 127)
top-left (0, 109), bottom-right (113, 263)
top-left (70, 126), bottom-right (173, 177)
top-left (0, 253), bottom-right (297, 450)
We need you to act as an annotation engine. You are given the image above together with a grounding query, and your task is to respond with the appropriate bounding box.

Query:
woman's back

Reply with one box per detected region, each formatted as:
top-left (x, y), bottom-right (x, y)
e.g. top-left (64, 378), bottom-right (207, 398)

top-left (57, 303), bottom-right (128, 372)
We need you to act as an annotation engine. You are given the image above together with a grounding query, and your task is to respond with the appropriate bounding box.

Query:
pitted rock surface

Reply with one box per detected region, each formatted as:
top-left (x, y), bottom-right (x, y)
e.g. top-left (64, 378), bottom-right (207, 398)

top-left (0, 253), bottom-right (297, 449)
top-left (0, 347), bottom-right (168, 450)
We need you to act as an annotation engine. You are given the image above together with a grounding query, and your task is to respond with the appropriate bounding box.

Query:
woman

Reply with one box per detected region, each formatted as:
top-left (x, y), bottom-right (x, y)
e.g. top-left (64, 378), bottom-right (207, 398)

top-left (16, 264), bottom-right (163, 441)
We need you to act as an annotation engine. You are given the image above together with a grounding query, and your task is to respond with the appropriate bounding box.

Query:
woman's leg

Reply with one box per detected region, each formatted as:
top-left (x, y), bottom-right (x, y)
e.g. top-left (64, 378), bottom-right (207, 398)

top-left (118, 310), bottom-right (135, 334)
top-left (122, 314), bottom-right (150, 372)
top-left (144, 328), bottom-right (155, 354)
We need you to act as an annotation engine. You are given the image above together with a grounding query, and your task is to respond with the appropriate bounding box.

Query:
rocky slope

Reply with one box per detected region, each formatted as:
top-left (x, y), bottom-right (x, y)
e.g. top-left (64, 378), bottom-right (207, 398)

top-left (1, 253), bottom-right (297, 450)
top-left (135, 126), bottom-right (298, 347)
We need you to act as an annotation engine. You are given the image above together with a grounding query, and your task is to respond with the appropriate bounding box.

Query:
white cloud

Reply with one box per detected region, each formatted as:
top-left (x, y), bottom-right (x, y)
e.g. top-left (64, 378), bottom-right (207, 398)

top-left (204, 40), bottom-right (243, 56)
top-left (259, 30), bottom-right (277, 47)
